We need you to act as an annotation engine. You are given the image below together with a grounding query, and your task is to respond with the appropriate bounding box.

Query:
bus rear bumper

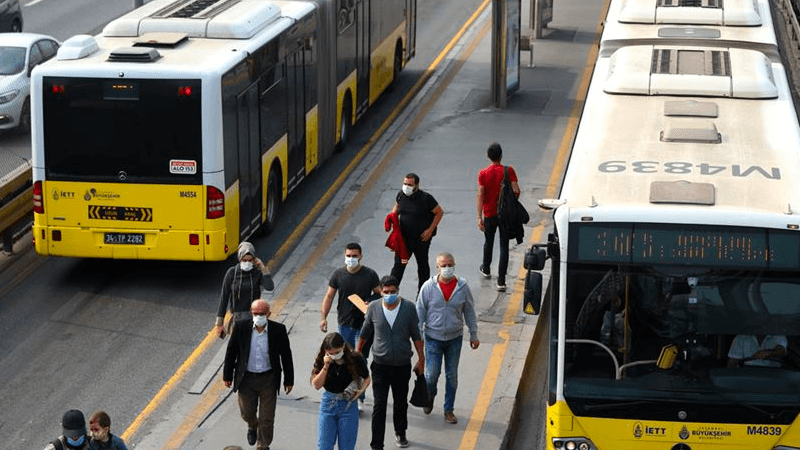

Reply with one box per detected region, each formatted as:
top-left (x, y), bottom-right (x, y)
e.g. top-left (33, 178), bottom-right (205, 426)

top-left (33, 225), bottom-right (231, 261)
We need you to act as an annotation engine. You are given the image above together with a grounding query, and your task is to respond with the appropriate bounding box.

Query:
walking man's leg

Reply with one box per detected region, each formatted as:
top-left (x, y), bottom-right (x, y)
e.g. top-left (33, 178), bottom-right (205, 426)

top-left (390, 364), bottom-right (411, 439)
top-left (442, 337), bottom-right (463, 415)
top-left (482, 217), bottom-right (498, 276)
top-left (237, 376), bottom-right (259, 437)
top-left (415, 241), bottom-right (431, 290)
top-left (497, 222), bottom-right (511, 287)
top-left (370, 363), bottom-right (390, 449)
top-left (423, 339), bottom-right (444, 412)
top-left (256, 372), bottom-right (278, 450)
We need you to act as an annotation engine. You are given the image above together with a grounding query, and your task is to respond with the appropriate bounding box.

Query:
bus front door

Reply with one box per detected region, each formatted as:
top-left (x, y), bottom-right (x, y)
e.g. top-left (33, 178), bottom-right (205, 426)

top-left (237, 83), bottom-right (263, 239)
top-left (355, 0), bottom-right (370, 115)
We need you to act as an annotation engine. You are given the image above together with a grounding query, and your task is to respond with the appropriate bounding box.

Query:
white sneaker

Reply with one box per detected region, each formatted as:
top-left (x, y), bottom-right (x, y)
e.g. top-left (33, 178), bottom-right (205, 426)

top-left (358, 401), bottom-right (365, 413)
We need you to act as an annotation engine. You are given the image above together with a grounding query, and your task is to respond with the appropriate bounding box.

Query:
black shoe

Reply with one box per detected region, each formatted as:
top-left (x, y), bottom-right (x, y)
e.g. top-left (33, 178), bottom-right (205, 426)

top-left (247, 428), bottom-right (257, 445)
top-left (395, 433), bottom-right (409, 448)
top-left (496, 283), bottom-right (507, 292)
top-left (423, 398), bottom-right (434, 415)
top-left (479, 265), bottom-right (491, 279)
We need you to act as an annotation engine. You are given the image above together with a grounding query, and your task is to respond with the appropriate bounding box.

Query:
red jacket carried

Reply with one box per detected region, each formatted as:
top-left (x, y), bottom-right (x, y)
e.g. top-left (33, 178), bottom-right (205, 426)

top-left (384, 212), bottom-right (409, 261)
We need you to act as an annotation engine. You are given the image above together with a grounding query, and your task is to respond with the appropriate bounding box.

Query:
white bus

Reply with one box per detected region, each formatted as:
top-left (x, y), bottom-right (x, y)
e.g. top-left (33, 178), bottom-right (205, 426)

top-left (522, 0), bottom-right (800, 447)
top-left (31, 0), bottom-right (415, 260)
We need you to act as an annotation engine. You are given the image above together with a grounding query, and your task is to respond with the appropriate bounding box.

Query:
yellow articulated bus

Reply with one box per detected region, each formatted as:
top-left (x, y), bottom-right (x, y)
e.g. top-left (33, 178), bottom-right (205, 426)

top-left (520, 0), bottom-right (800, 447)
top-left (30, 0), bottom-right (415, 260)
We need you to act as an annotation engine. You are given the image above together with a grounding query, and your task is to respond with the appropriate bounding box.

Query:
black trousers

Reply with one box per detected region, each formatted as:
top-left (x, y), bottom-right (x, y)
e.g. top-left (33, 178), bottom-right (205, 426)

top-left (390, 237), bottom-right (431, 290)
top-left (370, 362), bottom-right (411, 449)
top-left (482, 215), bottom-right (510, 284)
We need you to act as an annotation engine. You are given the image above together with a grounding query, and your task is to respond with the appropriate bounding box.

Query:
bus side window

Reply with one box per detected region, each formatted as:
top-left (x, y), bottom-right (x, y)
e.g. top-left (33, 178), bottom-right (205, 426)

top-left (260, 65), bottom-right (287, 151)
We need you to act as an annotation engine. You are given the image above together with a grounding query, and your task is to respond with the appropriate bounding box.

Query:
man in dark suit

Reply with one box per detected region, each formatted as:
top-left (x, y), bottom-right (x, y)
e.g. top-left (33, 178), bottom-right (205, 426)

top-left (223, 299), bottom-right (294, 450)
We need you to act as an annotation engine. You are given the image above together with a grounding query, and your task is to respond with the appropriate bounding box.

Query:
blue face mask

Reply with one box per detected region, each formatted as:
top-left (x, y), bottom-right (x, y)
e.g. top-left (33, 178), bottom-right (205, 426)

top-left (66, 435), bottom-right (85, 447)
top-left (383, 293), bottom-right (399, 305)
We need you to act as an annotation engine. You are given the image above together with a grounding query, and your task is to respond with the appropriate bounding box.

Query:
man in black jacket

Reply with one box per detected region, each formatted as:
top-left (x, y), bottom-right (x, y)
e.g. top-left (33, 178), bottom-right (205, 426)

top-left (223, 299), bottom-right (294, 450)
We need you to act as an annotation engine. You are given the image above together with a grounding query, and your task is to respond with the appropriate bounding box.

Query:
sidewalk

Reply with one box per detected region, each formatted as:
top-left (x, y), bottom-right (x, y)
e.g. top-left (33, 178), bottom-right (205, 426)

top-left (133, 0), bottom-right (604, 448)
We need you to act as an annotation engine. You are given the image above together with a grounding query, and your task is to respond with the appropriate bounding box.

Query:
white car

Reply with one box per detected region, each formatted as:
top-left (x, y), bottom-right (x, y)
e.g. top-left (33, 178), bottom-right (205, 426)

top-left (0, 33), bottom-right (58, 132)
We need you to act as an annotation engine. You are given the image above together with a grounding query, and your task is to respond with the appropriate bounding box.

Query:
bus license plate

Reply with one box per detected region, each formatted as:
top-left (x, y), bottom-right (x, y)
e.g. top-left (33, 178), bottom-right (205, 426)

top-left (104, 233), bottom-right (145, 245)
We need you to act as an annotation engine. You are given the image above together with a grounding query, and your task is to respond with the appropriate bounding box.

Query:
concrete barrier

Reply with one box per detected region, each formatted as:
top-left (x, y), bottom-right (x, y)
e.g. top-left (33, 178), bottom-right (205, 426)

top-left (0, 163), bottom-right (32, 252)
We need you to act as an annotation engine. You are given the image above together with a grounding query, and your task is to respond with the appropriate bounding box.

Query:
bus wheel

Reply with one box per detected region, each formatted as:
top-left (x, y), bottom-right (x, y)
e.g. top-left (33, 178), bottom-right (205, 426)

top-left (18, 98), bottom-right (30, 133)
top-left (392, 42), bottom-right (403, 83)
top-left (263, 166), bottom-right (280, 234)
top-left (335, 99), bottom-right (351, 152)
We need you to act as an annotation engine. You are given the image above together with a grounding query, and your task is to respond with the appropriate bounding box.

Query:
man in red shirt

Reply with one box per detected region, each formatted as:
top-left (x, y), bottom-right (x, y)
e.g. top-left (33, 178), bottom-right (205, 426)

top-left (476, 143), bottom-right (520, 291)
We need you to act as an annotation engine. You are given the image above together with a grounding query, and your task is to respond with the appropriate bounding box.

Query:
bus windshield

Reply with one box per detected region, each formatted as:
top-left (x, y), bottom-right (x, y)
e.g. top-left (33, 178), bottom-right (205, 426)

top-left (562, 264), bottom-right (800, 418)
top-left (42, 77), bottom-right (203, 184)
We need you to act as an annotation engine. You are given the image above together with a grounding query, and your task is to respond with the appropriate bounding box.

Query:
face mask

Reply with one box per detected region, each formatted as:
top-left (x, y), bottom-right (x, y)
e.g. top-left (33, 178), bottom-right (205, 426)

top-left (240, 261), bottom-right (254, 271)
top-left (440, 266), bottom-right (455, 279)
top-left (66, 436), bottom-right (85, 447)
top-left (90, 429), bottom-right (108, 442)
top-left (401, 185), bottom-right (414, 196)
top-left (253, 314), bottom-right (267, 327)
top-left (329, 350), bottom-right (344, 361)
top-left (383, 293), bottom-right (399, 305)
top-left (345, 256), bottom-right (359, 269)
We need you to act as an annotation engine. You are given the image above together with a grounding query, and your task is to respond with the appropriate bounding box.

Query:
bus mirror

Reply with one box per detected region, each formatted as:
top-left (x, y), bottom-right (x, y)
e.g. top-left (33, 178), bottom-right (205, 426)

top-left (524, 247), bottom-right (547, 271)
top-left (523, 270), bottom-right (543, 315)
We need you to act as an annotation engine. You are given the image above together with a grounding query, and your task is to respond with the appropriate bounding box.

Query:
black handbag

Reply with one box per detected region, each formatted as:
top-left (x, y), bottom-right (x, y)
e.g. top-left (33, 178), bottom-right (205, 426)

top-left (409, 370), bottom-right (430, 408)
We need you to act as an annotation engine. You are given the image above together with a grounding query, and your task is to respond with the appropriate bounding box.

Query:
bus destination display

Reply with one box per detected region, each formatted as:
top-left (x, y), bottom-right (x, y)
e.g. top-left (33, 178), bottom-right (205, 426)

top-left (570, 223), bottom-right (800, 268)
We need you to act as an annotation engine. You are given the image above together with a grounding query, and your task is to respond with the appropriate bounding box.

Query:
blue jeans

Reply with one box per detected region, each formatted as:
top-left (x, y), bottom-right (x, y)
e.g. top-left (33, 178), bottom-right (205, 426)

top-left (318, 390), bottom-right (359, 450)
top-left (424, 336), bottom-right (462, 412)
top-left (338, 324), bottom-right (367, 401)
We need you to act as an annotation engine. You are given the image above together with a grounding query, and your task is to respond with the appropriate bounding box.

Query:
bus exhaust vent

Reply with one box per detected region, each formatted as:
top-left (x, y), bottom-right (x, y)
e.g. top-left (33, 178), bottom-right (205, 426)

top-left (664, 100), bottom-right (719, 117)
top-left (650, 180), bottom-right (715, 205)
top-left (660, 119), bottom-right (721, 143)
top-left (651, 49), bottom-right (731, 76)
top-left (133, 32), bottom-right (189, 48)
top-left (153, 0), bottom-right (239, 19)
top-left (108, 47), bottom-right (162, 62)
top-left (657, 0), bottom-right (722, 8)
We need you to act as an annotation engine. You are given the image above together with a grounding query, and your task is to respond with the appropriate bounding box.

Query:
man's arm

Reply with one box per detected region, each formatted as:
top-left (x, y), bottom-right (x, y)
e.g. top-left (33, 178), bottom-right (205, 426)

top-left (280, 327), bottom-right (294, 394)
top-left (222, 325), bottom-right (239, 387)
top-left (463, 284), bottom-right (480, 349)
top-left (320, 286), bottom-right (336, 332)
top-left (413, 339), bottom-right (425, 374)
top-left (422, 204), bottom-right (443, 241)
top-left (512, 181), bottom-right (520, 197)
top-left (476, 184), bottom-right (485, 231)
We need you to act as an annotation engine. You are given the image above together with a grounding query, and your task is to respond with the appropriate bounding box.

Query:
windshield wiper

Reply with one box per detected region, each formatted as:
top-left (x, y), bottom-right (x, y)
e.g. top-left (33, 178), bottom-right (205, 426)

top-left (583, 400), bottom-right (659, 412)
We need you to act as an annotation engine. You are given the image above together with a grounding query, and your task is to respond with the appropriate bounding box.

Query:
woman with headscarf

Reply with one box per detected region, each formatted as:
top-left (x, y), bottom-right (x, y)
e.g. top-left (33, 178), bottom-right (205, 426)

top-left (215, 241), bottom-right (275, 338)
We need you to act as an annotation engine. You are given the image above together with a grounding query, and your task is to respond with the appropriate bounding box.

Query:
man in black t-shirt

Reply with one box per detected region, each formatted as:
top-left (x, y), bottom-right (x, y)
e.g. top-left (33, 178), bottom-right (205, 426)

top-left (390, 173), bottom-right (444, 290)
top-left (320, 243), bottom-right (381, 348)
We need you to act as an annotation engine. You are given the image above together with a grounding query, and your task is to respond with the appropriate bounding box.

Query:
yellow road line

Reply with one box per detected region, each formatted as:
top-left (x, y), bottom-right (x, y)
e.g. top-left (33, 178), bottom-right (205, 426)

top-left (457, 0), bottom-right (610, 447)
top-left (121, 1), bottom-right (494, 447)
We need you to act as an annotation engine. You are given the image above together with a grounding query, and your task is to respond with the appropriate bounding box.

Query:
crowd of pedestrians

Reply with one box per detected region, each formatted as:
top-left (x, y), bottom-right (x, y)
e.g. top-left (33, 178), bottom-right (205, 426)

top-left (45, 143), bottom-right (523, 450)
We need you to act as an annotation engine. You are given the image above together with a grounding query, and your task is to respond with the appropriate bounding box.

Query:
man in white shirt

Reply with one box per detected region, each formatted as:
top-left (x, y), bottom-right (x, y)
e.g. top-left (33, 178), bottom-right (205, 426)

top-left (727, 334), bottom-right (787, 368)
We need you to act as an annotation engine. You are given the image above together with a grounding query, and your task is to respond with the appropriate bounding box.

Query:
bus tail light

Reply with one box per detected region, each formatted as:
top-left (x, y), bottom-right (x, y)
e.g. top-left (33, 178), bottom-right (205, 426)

top-left (33, 181), bottom-right (44, 214)
top-left (207, 186), bottom-right (225, 219)
top-left (178, 86), bottom-right (192, 97)
top-left (189, 234), bottom-right (199, 245)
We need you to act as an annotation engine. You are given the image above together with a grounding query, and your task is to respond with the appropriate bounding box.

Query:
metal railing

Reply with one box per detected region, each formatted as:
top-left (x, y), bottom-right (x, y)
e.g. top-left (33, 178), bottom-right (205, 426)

top-left (0, 163), bottom-right (32, 253)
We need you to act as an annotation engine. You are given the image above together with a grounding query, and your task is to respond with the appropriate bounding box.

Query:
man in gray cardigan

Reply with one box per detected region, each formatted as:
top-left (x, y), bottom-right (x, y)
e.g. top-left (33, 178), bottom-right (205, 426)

top-left (416, 252), bottom-right (479, 425)
top-left (357, 275), bottom-right (425, 449)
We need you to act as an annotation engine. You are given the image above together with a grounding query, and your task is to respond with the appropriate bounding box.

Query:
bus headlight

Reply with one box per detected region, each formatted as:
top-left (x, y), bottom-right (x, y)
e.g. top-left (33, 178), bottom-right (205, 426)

top-left (553, 438), bottom-right (595, 450)
top-left (0, 89), bottom-right (19, 105)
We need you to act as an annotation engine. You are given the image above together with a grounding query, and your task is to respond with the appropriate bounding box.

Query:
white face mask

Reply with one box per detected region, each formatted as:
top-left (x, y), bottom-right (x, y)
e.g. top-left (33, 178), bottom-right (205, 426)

top-left (329, 350), bottom-right (344, 361)
top-left (401, 185), bottom-right (414, 196)
top-left (345, 256), bottom-right (359, 269)
top-left (440, 266), bottom-right (455, 279)
top-left (240, 261), bottom-right (254, 271)
top-left (253, 314), bottom-right (267, 327)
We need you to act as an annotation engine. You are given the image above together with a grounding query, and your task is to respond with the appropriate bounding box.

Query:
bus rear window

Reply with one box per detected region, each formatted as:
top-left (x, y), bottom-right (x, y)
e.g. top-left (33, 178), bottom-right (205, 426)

top-left (42, 77), bottom-right (202, 184)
